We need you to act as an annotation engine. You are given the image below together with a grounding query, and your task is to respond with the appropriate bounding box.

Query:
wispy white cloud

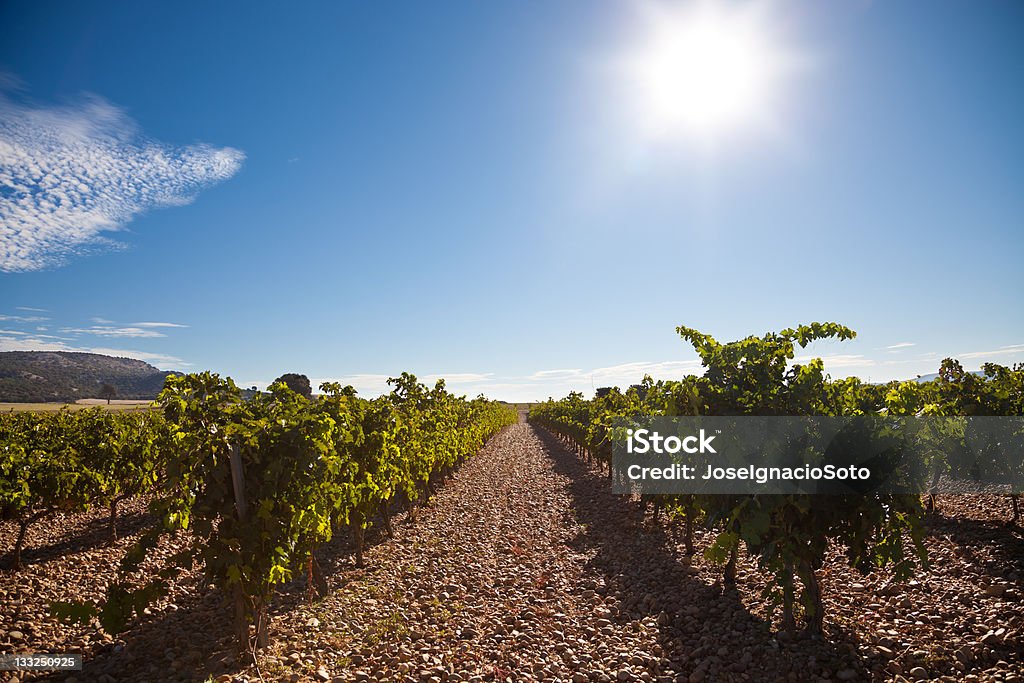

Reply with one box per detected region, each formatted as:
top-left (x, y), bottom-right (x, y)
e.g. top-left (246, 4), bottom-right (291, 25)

top-left (0, 317), bottom-right (48, 325)
top-left (133, 321), bottom-right (188, 328)
top-left (0, 328), bottom-right (69, 340)
top-left (0, 313), bottom-right (48, 322)
top-left (53, 320), bottom-right (187, 339)
top-left (886, 342), bottom-right (916, 350)
top-left (0, 335), bottom-right (70, 353)
top-left (421, 372), bottom-right (493, 384)
top-left (504, 360), bottom-right (705, 402)
top-left (591, 360), bottom-right (702, 382)
top-left (528, 369), bottom-right (583, 380)
top-left (0, 85), bottom-right (244, 272)
top-left (309, 374), bottom-right (394, 395)
top-left (879, 351), bottom-right (940, 366)
top-left (528, 360), bottom-right (702, 385)
top-left (957, 344), bottom-right (1024, 360)
top-left (15, 306), bottom-right (48, 312)
top-left (794, 353), bottom-right (874, 369)
top-left (86, 347), bottom-right (187, 368)
top-left (62, 325), bottom-right (167, 339)
top-left (0, 73), bottom-right (23, 92)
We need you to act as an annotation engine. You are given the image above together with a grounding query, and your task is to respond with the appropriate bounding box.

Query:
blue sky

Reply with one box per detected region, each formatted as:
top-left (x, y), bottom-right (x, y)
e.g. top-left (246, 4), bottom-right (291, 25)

top-left (1, 0), bottom-right (1022, 402)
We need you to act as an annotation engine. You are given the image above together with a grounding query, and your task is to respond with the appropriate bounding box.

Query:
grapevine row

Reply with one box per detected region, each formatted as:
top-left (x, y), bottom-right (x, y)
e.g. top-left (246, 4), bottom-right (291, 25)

top-left (530, 323), bottom-right (1023, 637)
top-left (2, 372), bottom-right (517, 651)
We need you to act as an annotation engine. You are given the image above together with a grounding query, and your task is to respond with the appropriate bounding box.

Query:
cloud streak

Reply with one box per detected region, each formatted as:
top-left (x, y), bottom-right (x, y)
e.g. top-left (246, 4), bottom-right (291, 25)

top-left (0, 85), bottom-right (244, 271)
top-left (958, 344), bottom-right (1024, 360)
top-left (62, 325), bottom-right (168, 339)
top-left (793, 353), bottom-right (874, 369)
top-left (133, 321), bottom-right (188, 328)
top-left (0, 313), bottom-right (48, 322)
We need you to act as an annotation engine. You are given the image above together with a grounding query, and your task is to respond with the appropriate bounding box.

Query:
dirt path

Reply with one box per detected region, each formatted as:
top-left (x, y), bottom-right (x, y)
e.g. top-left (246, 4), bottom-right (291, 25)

top-left (235, 421), bottom-right (855, 683)
top-left (4, 419), bottom-right (1021, 682)
top-left (239, 421), bottom-right (676, 682)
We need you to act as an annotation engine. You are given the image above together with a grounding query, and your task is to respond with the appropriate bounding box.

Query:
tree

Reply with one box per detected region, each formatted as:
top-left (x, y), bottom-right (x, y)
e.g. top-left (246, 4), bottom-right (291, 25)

top-left (98, 383), bottom-right (118, 404)
top-left (273, 373), bottom-right (312, 399)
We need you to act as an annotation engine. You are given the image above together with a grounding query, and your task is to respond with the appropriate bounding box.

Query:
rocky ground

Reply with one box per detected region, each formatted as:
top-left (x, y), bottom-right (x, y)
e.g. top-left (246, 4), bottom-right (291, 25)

top-left (2, 420), bottom-right (1022, 682)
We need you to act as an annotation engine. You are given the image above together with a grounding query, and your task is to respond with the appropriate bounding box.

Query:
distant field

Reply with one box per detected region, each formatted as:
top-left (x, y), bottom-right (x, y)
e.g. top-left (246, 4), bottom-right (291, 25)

top-left (0, 399), bottom-right (156, 413)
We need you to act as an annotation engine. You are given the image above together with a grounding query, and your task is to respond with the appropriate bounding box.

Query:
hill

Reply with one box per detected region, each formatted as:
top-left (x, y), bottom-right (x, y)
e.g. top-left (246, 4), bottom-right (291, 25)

top-left (913, 369), bottom-right (985, 383)
top-left (0, 351), bottom-right (176, 403)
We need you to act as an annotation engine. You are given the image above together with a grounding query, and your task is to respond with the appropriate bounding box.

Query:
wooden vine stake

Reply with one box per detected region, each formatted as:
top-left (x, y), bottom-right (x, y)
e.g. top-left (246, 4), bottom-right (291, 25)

top-left (227, 441), bottom-right (268, 651)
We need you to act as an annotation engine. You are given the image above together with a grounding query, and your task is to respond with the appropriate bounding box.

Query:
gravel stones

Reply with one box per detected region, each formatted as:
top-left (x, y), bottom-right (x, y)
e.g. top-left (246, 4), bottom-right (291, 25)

top-left (2, 421), bottom-right (1022, 681)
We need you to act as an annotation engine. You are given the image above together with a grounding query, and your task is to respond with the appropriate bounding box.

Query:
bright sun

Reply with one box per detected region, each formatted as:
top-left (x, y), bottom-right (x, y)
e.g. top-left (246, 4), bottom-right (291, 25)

top-left (620, 1), bottom-right (793, 143)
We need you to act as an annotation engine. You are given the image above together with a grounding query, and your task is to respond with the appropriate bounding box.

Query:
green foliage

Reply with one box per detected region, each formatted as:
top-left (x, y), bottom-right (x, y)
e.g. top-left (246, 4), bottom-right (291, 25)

top-left (24, 370), bottom-right (515, 651)
top-left (150, 372), bottom-right (341, 640)
top-left (530, 322), bottom-right (1023, 637)
top-left (0, 404), bottom-right (167, 578)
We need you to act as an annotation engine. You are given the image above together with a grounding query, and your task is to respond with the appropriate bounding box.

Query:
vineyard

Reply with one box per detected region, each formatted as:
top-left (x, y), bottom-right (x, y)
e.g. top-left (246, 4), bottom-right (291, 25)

top-left (1, 324), bottom-right (1022, 682)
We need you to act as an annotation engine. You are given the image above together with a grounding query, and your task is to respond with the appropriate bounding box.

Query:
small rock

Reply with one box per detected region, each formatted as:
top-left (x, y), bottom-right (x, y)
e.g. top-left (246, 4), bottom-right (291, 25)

top-left (980, 631), bottom-right (1001, 645)
top-left (908, 667), bottom-right (928, 681)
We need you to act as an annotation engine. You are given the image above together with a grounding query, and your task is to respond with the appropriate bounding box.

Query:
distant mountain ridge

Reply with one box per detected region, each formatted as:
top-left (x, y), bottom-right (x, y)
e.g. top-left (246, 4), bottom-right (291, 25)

top-left (0, 351), bottom-right (177, 402)
top-left (913, 369), bottom-right (986, 384)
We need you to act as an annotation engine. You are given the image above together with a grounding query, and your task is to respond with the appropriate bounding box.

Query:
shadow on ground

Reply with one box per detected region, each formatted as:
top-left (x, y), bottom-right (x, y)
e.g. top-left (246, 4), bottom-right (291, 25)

top-left (926, 506), bottom-right (1024, 582)
top-left (534, 425), bottom-right (862, 682)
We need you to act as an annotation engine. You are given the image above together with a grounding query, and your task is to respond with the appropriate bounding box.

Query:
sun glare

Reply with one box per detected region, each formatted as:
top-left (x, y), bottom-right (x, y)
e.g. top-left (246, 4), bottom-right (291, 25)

top-left (619, 1), bottom-right (794, 143)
